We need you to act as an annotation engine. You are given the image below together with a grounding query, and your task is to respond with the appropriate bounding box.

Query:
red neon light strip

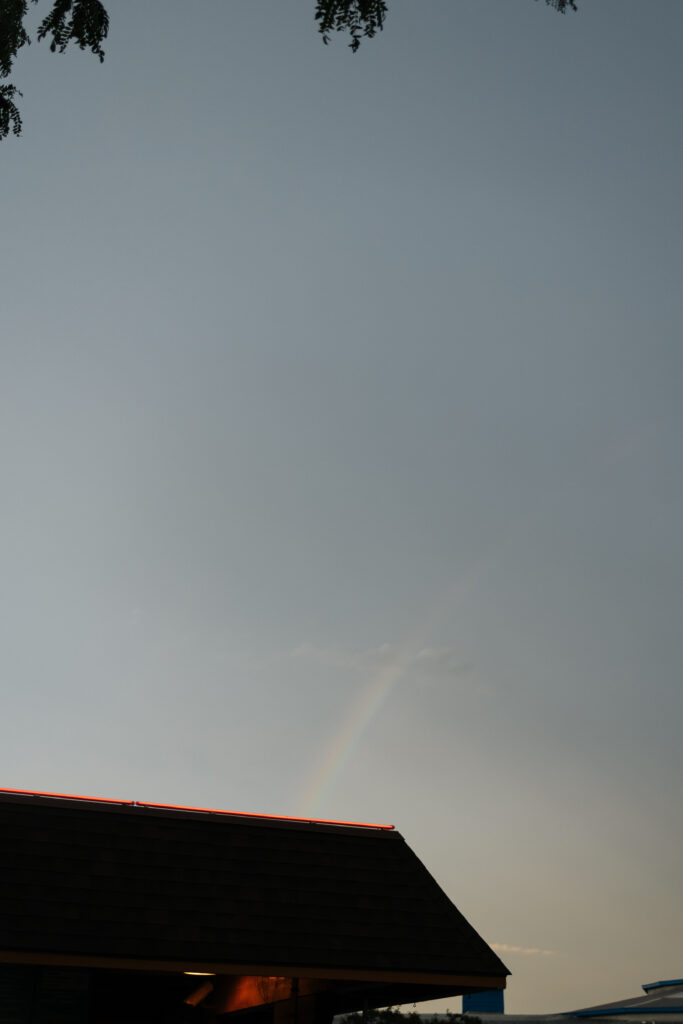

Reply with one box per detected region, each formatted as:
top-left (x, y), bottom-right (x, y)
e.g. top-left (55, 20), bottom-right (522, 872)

top-left (0, 787), bottom-right (394, 830)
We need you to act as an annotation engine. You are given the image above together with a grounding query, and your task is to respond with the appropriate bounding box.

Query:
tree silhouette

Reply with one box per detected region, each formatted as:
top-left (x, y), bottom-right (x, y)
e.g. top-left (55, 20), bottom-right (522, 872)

top-left (0, 0), bottom-right (577, 139)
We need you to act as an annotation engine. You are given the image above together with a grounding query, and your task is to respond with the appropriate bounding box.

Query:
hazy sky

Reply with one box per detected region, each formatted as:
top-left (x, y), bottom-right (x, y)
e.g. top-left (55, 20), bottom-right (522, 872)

top-left (2, 0), bottom-right (682, 1014)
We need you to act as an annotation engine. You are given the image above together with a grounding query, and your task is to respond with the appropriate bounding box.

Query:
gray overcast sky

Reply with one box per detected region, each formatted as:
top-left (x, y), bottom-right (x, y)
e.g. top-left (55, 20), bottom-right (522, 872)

top-left (2, 0), bottom-right (682, 1013)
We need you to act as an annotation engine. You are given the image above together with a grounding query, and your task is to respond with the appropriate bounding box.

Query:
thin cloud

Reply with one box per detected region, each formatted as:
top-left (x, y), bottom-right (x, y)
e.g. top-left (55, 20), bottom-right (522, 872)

top-left (414, 646), bottom-right (474, 677)
top-left (289, 643), bottom-right (361, 670)
top-left (491, 943), bottom-right (556, 956)
top-left (290, 642), bottom-right (472, 680)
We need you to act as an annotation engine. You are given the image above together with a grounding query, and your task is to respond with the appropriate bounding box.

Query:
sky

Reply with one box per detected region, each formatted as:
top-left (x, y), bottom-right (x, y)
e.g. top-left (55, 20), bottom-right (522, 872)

top-left (2, 0), bottom-right (682, 1014)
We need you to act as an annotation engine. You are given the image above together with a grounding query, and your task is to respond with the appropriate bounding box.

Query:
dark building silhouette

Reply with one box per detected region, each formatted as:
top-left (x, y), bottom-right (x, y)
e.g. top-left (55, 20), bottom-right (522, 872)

top-left (0, 788), bottom-right (508, 1023)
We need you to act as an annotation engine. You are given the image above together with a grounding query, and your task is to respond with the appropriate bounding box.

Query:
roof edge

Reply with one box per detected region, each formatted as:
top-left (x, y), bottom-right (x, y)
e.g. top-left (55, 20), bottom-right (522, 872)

top-left (0, 787), bottom-right (394, 831)
top-left (0, 951), bottom-right (507, 988)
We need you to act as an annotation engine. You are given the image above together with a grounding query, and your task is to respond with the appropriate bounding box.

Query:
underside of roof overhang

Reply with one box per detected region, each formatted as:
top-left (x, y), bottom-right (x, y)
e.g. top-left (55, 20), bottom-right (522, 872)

top-left (1, 955), bottom-right (506, 1023)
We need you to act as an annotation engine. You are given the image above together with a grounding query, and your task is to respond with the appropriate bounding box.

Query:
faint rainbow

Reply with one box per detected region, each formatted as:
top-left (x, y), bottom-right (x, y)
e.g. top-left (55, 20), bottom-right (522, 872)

top-left (296, 641), bottom-right (415, 816)
top-left (296, 562), bottom-right (489, 817)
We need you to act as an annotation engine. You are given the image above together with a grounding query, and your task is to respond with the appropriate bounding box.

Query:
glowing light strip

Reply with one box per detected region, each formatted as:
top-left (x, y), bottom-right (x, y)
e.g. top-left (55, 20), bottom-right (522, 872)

top-left (0, 787), bottom-right (393, 830)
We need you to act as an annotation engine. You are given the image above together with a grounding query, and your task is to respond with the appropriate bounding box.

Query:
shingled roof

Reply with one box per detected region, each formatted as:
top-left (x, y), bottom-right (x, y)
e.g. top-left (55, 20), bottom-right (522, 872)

top-left (0, 788), bottom-right (507, 1002)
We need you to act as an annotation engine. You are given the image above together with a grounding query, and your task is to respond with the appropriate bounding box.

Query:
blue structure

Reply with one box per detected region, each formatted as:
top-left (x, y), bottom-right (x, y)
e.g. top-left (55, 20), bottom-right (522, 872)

top-left (464, 989), bottom-right (505, 1014)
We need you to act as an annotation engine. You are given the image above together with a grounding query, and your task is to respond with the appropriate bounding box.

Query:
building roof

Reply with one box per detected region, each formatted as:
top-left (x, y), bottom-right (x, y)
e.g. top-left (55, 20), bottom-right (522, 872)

top-left (569, 981), bottom-right (683, 1018)
top-left (0, 788), bottom-right (508, 990)
top-left (643, 982), bottom-right (683, 995)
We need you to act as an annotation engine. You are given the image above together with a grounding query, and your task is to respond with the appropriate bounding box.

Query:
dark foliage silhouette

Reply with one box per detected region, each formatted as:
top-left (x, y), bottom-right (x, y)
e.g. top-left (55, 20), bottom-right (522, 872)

top-left (338, 1009), bottom-right (482, 1024)
top-left (0, 0), bottom-right (577, 139)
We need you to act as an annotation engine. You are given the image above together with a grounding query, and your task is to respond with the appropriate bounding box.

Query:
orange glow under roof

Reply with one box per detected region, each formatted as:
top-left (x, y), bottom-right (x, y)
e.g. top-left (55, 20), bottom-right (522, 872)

top-left (0, 786), bottom-right (394, 830)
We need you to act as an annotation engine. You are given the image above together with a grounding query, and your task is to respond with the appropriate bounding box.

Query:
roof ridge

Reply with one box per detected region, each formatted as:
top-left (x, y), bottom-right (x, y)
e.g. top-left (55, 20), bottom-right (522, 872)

top-left (0, 786), bottom-right (394, 831)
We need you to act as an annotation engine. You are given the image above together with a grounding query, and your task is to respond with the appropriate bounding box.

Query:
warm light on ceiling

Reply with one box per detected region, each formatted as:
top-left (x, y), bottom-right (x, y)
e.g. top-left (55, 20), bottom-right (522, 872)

top-left (184, 972), bottom-right (215, 976)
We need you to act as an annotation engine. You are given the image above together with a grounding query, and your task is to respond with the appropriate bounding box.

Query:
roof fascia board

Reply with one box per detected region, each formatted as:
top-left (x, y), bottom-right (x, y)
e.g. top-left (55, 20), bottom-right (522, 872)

top-left (0, 952), bottom-right (506, 989)
top-left (0, 789), bottom-right (393, 834)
